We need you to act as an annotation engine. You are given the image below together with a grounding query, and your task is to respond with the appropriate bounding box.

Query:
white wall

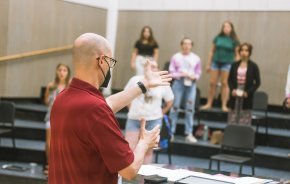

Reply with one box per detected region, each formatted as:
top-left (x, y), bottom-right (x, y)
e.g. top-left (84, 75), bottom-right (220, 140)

top-left (119, 0), bottom-right (290, 11)
top-left (64, 0), bottom-right (290, 11)
top-left (63, 0), bottom-right (108, 9)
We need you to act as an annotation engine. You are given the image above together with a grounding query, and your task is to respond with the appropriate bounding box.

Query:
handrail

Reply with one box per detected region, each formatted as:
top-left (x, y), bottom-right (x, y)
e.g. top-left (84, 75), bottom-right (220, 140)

top-left (0, 45), bottom-right (73, 63)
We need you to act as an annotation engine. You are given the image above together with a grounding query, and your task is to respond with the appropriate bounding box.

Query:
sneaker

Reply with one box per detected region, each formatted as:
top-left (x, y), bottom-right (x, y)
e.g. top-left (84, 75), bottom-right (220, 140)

top-left (170, 135), bottom-right (174, 142)
top-left (185, 134), bottom-right (197, 143)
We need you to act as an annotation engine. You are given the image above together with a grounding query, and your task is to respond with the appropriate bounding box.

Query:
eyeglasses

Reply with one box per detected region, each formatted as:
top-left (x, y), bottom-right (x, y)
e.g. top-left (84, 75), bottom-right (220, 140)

top-left (97, 56), bottom-right (117, 68)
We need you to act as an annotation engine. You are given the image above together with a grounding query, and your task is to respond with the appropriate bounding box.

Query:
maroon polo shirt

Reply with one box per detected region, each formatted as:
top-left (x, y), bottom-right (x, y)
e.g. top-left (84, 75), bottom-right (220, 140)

top-left (48, 78), bottom-right (134, 184)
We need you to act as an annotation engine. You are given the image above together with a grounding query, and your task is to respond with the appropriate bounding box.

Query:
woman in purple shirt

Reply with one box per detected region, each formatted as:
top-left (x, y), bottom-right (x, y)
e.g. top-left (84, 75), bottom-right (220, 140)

top-left (169, 38), bottom-right (202, 143)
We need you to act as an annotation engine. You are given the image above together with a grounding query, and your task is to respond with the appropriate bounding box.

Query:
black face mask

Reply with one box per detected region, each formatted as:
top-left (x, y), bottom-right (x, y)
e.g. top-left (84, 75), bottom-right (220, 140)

top-left (100, 67), bottom-right (111, 88)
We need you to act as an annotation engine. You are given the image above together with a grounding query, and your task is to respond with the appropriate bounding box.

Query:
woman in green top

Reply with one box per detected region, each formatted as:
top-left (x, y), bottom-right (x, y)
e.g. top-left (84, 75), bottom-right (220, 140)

top-left (202, 21), bottom-right (240, 111)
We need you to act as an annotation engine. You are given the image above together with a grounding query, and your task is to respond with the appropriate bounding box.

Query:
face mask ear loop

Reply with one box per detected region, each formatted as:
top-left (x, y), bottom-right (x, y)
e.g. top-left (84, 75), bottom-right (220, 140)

top-left (98, 57), bottom-right (106, 79)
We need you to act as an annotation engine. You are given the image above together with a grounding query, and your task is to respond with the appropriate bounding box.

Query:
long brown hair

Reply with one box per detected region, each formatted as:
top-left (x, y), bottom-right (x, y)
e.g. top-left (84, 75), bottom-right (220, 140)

top-left (138, 26), bottom-right (157, 46)
top-left (218, 21), bottom-right (239, 42)
top-left (53, 63), bottom-right (71, 89)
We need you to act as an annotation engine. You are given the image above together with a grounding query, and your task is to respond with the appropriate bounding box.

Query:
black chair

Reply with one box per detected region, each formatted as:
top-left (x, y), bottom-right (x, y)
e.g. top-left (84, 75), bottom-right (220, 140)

top-left (209, 124), bottom-right (255, 175)
top-left (0, 101), bottom-right (16, 148)
top-left (154, 115), bottom-right (172, 164)
top-left (252, 91), bottom-right (268, 139)
top-left (163, 61), bottom-right (170, 71)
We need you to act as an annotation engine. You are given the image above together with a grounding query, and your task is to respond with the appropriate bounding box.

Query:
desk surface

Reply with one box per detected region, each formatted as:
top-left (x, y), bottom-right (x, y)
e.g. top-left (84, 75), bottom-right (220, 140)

top-left (122, 164), bottom-right (286, 184)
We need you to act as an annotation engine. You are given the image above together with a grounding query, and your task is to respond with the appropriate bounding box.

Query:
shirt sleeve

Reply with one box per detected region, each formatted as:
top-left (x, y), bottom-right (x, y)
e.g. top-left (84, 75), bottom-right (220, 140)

top-left (88, 104), bottom-right (134, 173)
top-left (169, 55), bottom-right (182, 79)
top-left (153, 42), bottom-right (159, 49)
top-left (162, 86), bottom-right (174, 102)
top-left (134, 40), bottom-right (140, 49)
top-left (245, 62), bottom-right (261, 95)
top-left (228, 62), bottom-right (236, 92)
top-left (213, 36), bottom-right (218, 44)
top-left (193, 58), bottom-right (202, 80)
top-left (124, 77), bottom-right (135, 90)
top-left (125, 76), bottom-right (141, 90)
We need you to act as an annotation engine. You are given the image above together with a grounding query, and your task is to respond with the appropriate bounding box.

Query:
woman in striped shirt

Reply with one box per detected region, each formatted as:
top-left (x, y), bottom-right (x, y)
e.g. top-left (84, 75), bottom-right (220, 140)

top-left (228, 43), bottom-right (261, 125)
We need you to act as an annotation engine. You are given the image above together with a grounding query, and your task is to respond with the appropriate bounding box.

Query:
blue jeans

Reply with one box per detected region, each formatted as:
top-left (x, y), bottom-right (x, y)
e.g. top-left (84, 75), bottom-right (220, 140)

top-left (169, 78), bottom-right (196, 135)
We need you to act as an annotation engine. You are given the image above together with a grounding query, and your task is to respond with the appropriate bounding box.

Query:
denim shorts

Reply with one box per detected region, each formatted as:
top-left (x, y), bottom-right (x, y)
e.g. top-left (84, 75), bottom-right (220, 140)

top-left (211, 61), bottom-right (232, 72)
top-left (125, 118), bottom-right (162, 131)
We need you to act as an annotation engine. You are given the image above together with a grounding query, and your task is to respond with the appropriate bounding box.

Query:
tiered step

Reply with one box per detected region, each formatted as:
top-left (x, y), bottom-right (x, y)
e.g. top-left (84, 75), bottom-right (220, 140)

top-left (0, 103), bottom-right (47, 164)
top-left (2, 102), bottom-right (290, 172)
top-left (196, 108), bottom-right (290, 148)
top-left (14, 119), bottom-right (45, 140)
top-left (170, 136), bottom-right (290, 171)
top-left (116, 109), bottom-right (290, 171)
top-left (15, 104), bottom-right (46, 122)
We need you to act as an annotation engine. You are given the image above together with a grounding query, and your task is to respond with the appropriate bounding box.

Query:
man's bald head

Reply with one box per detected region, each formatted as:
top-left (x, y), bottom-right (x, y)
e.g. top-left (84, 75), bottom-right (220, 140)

top-left (72, 33), bottom-right (111, 65)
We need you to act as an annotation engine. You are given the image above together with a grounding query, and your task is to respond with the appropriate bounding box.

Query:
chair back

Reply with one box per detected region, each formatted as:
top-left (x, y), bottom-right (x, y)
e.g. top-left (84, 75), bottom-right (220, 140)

top-left (222, 124), bottom-right (255, 150)
top-left (253, 91), bottom-right (268, 111)
top-left (163, 61), bottom-right (170, 71)
top-left (0, 101), bottom-right (15, 126)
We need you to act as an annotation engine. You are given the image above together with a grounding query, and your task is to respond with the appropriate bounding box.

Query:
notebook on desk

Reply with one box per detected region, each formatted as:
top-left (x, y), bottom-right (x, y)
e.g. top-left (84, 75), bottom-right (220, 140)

top-left (175, 175), bottom-right (235, 184)
top-left (175, 175), bottom-right (275, 184)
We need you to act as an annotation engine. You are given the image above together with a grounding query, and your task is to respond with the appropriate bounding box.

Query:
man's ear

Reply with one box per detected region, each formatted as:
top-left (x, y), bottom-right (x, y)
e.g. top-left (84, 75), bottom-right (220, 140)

top-left (98, 55), bottom-right (104, 64)
top-left (96, 55), bottom-right (104, 67)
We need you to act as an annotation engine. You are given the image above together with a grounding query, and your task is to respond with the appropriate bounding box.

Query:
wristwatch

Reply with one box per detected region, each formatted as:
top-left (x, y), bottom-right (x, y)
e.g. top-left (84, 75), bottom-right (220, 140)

top-left (137, 81), bottom-right (147, 94)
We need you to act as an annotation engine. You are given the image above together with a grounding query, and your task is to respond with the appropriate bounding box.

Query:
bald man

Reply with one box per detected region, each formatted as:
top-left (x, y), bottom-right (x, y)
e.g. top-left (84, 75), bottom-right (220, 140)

top-left (48, 33), bottom-right (171, 184)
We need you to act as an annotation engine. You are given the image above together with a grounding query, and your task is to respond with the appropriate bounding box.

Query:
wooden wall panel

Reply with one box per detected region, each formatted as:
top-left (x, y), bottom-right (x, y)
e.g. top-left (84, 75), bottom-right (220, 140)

top-left (0, 0), bottom-right (9, 56)
top-left (7, 0), bottom-right (107, 54)
top-left (0, 0), bottom-right (107, 97)
top-left (4, 51), bottom-right (72, 97)
top-left (113, 11), bottom-right (290, 105)
top-left (0, 1), bottom-right (9, 95)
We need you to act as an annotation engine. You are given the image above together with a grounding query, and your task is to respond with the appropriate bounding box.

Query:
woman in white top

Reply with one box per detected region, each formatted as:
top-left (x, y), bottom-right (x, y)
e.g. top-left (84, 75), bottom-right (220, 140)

top-left (125, 61), bottom-right (174, 163)
top-left (44, 63), bottom-right (70, 174)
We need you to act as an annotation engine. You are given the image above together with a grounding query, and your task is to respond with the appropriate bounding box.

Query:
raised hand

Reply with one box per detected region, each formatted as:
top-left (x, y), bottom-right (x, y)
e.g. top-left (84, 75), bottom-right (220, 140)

top-left (139, 118), bottom-right (160, 149)
top-left (143, 60), bottom-right (172, 88)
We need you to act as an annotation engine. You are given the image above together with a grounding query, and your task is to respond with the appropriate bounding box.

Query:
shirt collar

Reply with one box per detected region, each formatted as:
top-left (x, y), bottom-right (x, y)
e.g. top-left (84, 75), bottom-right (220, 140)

top-left (69, 77), bottom-right (103, 97)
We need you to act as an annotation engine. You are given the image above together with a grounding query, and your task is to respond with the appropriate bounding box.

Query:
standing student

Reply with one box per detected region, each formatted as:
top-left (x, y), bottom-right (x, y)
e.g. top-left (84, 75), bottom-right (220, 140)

top-left (48, 33), bottom-right (172, 184)
top-left (44, 63), bottom-right (71, 174)
top-left (131, 26), bottom-right (159, 75)
top-left (202, 21), bottom-right (240, 112)
top-left (125, 61), bottom-right (174, 164)
top-left (169, 38), bottom-right (202, 143)
top-left (284, 65), bottom-right (290, 110)
top-left (228, 43), bottom-right (261, 125)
